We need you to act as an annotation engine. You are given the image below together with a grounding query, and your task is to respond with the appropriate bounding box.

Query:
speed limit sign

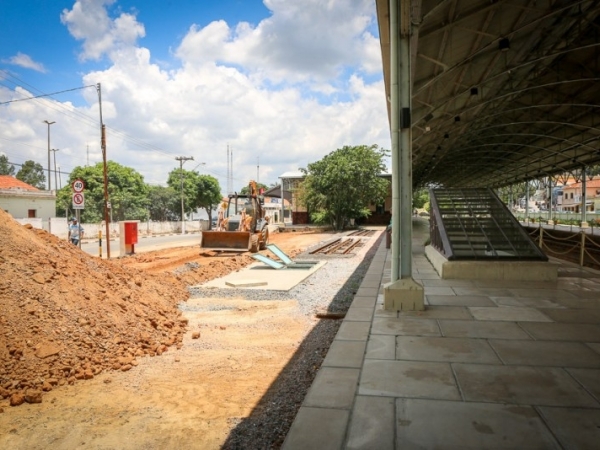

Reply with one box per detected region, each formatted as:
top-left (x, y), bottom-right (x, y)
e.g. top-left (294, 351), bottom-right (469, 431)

top-left (72, 179), bottom-right (85, 193)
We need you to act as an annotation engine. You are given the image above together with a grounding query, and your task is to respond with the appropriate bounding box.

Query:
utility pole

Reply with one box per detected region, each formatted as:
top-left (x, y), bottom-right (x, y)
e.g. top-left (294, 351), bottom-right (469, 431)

top-left (176, 156), bottom-right (194, 234)
top-left (97, 82), bottom-right (111, 259)
top-left (50, 149), bottom-right (59, 192)
top-left (257, 156), bottom-right (259, 184)
top-left (43, 120), bottom-right (55, 190)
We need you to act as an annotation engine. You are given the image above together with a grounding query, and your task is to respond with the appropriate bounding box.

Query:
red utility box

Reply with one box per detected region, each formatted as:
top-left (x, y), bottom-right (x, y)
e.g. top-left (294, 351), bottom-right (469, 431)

top-left (124, 222), bottom-right (138, 244)
top-left (119, 220), bottom-right (140, 255)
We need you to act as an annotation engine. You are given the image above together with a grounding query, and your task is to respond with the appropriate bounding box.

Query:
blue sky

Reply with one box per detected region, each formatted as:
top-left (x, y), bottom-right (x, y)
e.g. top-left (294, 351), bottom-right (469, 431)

top-left (0, 0), bottom-right (388, 190)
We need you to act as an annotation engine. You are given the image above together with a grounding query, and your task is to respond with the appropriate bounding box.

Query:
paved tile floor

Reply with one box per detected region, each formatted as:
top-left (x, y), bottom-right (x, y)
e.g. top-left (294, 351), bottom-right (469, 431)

top-left (283, 220), bottom-right (600, 449)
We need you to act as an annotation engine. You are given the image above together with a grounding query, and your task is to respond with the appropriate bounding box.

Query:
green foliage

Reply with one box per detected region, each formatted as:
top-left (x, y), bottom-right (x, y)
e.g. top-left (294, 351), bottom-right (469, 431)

top-left (299, 144), bottom-right (390, 230)
top-left (195, 175), bottom-right (222, 222)
top-left (57, 161), bottom-right (149, 223)
top-left (16, 160), bottom-right (46, 189)
top-left (412, 188), bottom-right (429, 209)
top-left (167, 169), bottom-right (222, 220)
top-left (239, 182), bottom-right (268, 195)
top-left (0, 155), bottom-right (15, 176)
top-left (147, 185), bottom-right (179, 221)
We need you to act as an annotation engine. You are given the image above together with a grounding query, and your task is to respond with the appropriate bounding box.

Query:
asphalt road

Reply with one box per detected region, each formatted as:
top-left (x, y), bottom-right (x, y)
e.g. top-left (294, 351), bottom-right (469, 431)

top-left (79, 233), bottom-right (202, 258)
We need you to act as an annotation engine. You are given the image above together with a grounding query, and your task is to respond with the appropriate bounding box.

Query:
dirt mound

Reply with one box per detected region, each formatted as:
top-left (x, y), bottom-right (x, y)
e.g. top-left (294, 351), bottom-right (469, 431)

top-left (0, 210), bottom-right (189, 407)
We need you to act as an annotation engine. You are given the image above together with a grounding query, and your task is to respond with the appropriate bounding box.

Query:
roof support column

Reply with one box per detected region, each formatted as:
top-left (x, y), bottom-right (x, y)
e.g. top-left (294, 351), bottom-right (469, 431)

top-left (383, 0), bottom-right (424, 311)
top-left (582, 167), bottom-right (588, 227)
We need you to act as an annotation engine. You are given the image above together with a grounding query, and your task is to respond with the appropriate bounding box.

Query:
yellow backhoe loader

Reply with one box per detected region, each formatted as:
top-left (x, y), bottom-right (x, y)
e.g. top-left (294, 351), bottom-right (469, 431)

top-left (200, 181), bottom-right (269, 253)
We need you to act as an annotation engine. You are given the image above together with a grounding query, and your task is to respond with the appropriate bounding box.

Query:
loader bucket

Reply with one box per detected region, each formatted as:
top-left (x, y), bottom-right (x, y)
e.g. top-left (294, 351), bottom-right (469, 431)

top-left (200, 231), bottom-right (251, 252)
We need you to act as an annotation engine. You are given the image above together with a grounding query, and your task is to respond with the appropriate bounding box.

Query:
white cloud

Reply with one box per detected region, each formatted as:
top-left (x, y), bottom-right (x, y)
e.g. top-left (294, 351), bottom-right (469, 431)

top-left (61, 0), bottom-right (145, 61)
top-left (3, 53), bottom-right (47, 73)
top-left (1, 0), bottom-right (389, 191)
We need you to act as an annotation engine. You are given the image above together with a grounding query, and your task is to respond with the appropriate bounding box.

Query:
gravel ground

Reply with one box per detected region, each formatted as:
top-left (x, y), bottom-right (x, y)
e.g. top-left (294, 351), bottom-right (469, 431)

top-left (186, 231), bottom-right (384, 449)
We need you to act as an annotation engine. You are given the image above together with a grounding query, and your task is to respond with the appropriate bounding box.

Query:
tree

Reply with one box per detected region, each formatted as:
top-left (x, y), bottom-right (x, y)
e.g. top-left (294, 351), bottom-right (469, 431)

top-left (239, 182), bottom-right (268, 195)
top-left (16, 160), bottom-right (46, 189)
top-left (57, 161), bottom-right (149, 223)
top-left (147, 185), bottom-right (179, 221)
top-left (299, 144), bottom-right (390, 230)
top-left (0, 155), bottom-right (15, 176)
top-left (195, 175), bottom-right (222, 228)
top-left (167, 168), bottom-right (201, 219)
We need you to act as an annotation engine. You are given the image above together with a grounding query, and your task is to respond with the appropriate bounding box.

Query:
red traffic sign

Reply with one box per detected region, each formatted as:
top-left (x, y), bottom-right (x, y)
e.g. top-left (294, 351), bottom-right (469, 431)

top-left (72, 179), bottom-right (85, 193)
top-left (72, 192), bottom-right (85, 209)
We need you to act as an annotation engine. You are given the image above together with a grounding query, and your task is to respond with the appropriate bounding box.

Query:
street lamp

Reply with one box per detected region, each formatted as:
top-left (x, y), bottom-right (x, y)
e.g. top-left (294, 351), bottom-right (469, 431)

top-left (50, 148), bottom-right (59, 192)
top-left (175, 156), bottom-right (194, 234)
top-left (43, 120), bottom-right (55, 190)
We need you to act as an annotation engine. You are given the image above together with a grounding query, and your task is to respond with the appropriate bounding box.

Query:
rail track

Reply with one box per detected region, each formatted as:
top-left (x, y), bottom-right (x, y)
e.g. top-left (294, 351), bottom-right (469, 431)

top-left (310, 237), bottom-right (367, 255)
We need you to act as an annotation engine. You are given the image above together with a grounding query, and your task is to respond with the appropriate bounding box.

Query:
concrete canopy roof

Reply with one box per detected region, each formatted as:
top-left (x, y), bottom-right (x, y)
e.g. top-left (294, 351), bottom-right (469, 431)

top-left (376, 0), bottom-right (600, 188)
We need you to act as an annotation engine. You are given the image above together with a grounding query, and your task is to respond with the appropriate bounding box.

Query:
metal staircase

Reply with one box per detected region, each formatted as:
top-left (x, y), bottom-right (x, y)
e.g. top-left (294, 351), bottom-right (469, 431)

top-left (429, 188), bottom-right (547, 261)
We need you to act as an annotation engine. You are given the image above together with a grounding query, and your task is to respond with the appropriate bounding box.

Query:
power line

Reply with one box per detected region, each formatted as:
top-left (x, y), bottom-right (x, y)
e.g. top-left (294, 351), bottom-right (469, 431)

top-left (0, 84), bottom-right (96, 105)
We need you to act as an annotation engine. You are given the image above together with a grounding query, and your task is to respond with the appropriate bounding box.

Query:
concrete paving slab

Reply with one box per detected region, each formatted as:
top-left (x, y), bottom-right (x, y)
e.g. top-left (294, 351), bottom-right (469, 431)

top-left (336, 321), bottom-right (371, 341)
top-left (374, 307), bottom-right (398, 318)
top-left (322, 340), bottom-right (366, 368)
top-left (426, 295), bottom-right (496, 307)
top-left (303, 367), bottom-right (360, 409)
top-left (490, 296), bottom-right (565, 309)
top-left (489, 340), bottom-right (600, 367)
top-left (553, 297), bottom-right (600, 308)
top-left (355, 286), bottom-right (379, 297)
top-left (566, 368), bottom-right (600, 400)
top-left (371, 317), bottom-right (441, 336)
top-left (454, 364), bottom-right (599, 407)
top-left (468, 306), bottom-right (552, 322)
top-left (396, 399), bottom-right (560, 450)
top-left (539, 308), bottom-right (600, 324)
top-left (396, 336), bottom-right (501, 364)
top-left (346, 396), bottom-right (394, 450)
top-left (345, 306), bottom-right (374, 322)
top-left (365, 334), bottom-right (396, 359)
top-left (588, 343), bottom-right (600, 355)
top-left (399, 305), bottom-right (473, 320)
top-left (225, 279), bottom-right (267, 287)
top-left (359, 360), bottom-right (461, 400)
top-left (537, 407), bottom-right (600, 450)
top-left (202, 260), bottom-right (327, 291)
top-left (421, 279), bottom-right (476, 287)
top-left (422, 287), bottom-right (455, 296)
top-left (351, 296), bottom-right (377, 308)
top-left (508, 288), bottom-right (578, 299)
top-left (519, 322), bottom-right (600, 342)
top-left (452, 287), bottom-right (514, 297)
top-left (282, 407), bottom-right (349, 450)
top-left (439, 319), bottom-right (532, 339)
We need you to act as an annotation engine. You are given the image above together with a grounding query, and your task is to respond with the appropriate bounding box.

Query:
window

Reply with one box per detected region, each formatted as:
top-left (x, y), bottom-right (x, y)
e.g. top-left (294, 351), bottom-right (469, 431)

top-left (28, 209), bottom-right (36, 218)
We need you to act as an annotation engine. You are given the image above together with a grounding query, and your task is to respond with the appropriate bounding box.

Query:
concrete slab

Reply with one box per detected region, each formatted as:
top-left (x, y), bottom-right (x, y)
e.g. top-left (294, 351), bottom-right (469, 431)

top-left (454, 364), bottom-right (599, 407)
top-left (537, 407), bottom-right (600, 450)
top-left (539, 308), bottom-right (600, 324)
top-left (453, 287), bottom-right (514, 297)
top-left (399, 305), bottom-right (473, 320)
top-left (421, 279), bottom-right (476, 287)
top-left (422, 287), bottom-right (455, 296)
top-left (282, 407), bottom-right (349, 450)
top-left (426, 295), bottom-right (496, 307)
top-left (439, 319), bottom-right (532, 339)
top-left (322, 340), bottom-right (366, 368)
top-left (350, 296), bottom-right (377, 308)
top-left (508, 288), bottom-right (577, 299)
top-left (519, 322), bottom-right (600, 342)
top-left (225, 279), bottom-right (267, 287)
top-left (553, 297), bottom-right (600, 309)
top-left (396, 399), bottom-right (560, 450)
top-left (346, 396), bottom-right (394, 450)
top-left (566, 368), bottom-right (600, 400)
top-left (202, 260), bottom-right (327, 291)
top-left (365, 335), bottom-right (396, 360)
top-left (335, 321), bottom-right (371, 341)
top-left (359, 360), bottom-right (461, 400)
top-left (303, 367), bottom-right (360, 409)
top-left (468, 306), bottom-right (552, 322)
top-left (396, 336), bottom-right (501, 364)
top-left (371, 317), bottom-right (441, 336)
top-left (345, 306), bottom-right (374, 322)
top-left (589, 343), bottom-right (600, 355)
top-left (490, 296), bottom-right (565, 309)
top-left (489, 340), bottom-right (600, 367)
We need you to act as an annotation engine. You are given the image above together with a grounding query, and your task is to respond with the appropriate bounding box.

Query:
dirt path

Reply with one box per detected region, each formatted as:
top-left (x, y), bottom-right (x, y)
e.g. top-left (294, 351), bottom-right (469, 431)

top-left (0, 229), bottom-right (337, 449)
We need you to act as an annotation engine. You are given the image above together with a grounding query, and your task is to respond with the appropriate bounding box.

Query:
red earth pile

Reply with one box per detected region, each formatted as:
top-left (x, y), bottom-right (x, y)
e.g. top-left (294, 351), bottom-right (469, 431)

top-left (0, 209), bottom-right (189, 407)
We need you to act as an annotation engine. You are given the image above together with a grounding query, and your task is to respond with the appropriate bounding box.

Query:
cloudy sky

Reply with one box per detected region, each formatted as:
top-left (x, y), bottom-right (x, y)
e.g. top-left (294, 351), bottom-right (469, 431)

top-left (0, 0), bottom-right (390, 192)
